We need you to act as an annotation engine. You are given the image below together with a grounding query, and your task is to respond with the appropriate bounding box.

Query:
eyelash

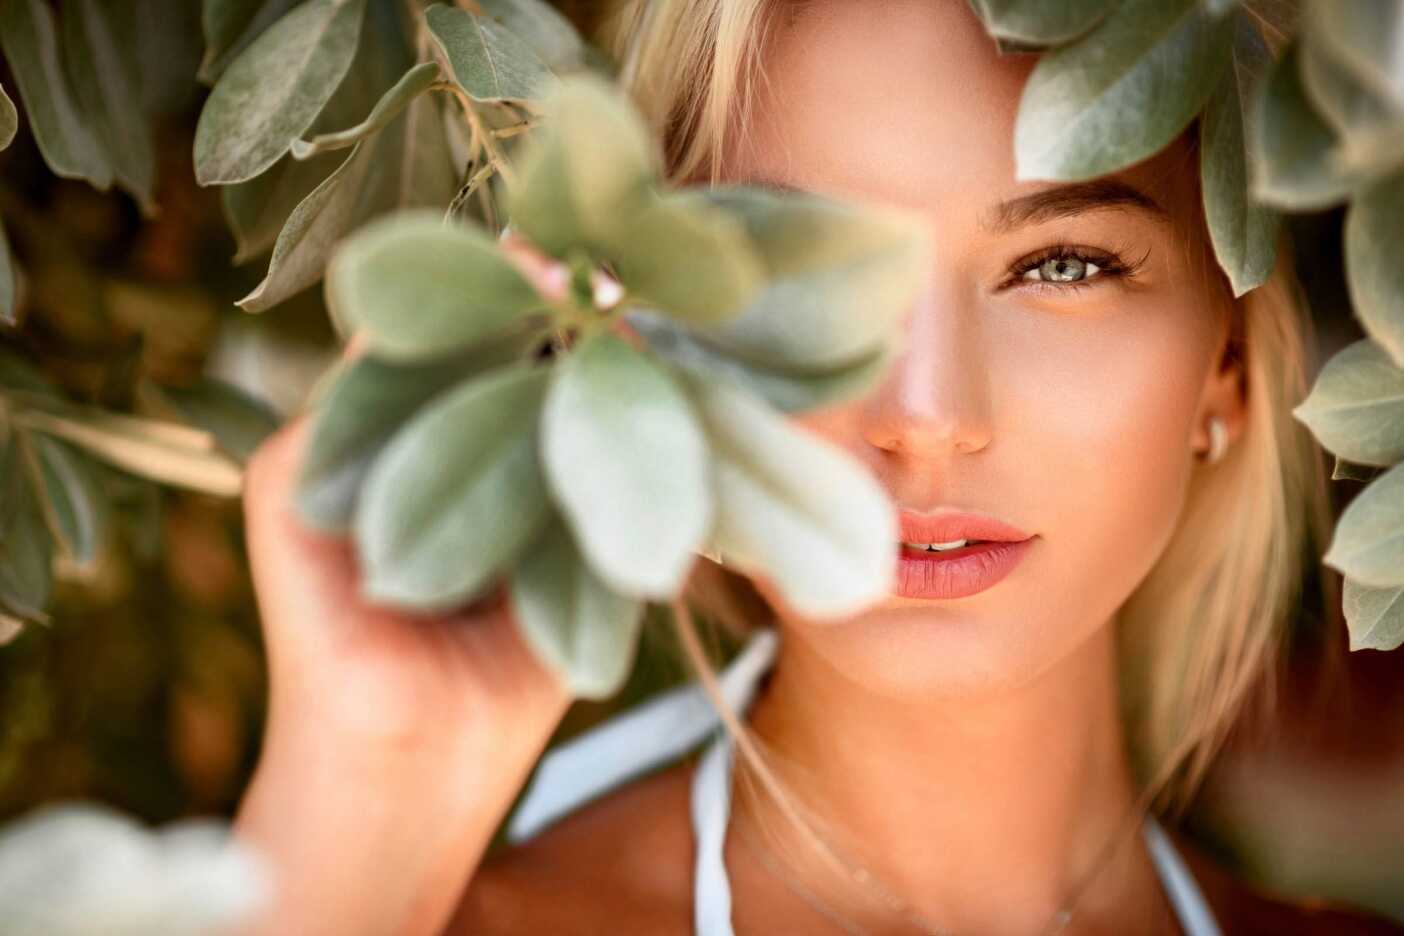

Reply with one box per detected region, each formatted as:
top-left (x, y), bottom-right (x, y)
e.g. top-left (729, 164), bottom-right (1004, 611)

top-left (1002, 244), bottom-right (1147, 293)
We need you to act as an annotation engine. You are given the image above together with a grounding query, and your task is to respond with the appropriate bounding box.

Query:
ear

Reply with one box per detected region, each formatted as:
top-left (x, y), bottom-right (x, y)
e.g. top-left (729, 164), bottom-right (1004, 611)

top-left (1192, 311), bottom-right (1247, 455)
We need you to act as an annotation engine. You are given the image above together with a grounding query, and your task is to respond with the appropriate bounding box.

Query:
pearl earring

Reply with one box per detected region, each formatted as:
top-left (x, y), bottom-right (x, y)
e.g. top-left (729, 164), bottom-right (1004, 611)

top-left (1204, 415), bottom-right (1228, 465)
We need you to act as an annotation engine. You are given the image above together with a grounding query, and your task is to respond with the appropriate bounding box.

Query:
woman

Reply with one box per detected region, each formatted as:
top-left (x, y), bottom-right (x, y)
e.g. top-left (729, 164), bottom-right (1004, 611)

top-left (233, 0), bottom-right (1402, 933)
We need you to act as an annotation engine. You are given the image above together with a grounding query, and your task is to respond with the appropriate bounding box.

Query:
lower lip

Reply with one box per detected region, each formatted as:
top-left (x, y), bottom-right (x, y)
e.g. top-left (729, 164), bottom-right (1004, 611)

top-left (894, 538), bottom-right (1035, 600)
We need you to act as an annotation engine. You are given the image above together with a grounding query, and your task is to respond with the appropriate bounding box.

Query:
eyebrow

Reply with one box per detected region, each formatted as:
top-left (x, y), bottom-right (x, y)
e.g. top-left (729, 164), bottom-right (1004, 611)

top-left (735, 175), bottom-right (1168, 232)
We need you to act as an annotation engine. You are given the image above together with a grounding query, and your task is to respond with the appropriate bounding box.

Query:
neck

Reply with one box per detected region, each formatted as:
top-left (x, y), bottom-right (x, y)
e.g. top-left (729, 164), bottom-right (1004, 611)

top-left (733, 619), bottom-right (1170, 935)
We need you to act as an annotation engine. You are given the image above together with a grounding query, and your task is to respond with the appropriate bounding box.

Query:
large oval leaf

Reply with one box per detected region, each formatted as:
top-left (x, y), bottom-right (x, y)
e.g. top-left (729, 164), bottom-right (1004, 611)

top-left (685, 376), bottom-right (897, 618)
top-left (510, 513), bottom-right (644, 699)
top-left (194, 0), bottom-right (367, 185)
top-left (426, 3), bottom-right (556, 103)
top-left (1293, 339), bottom-right (1404, 466)
top-left (1250, 42), bottom-right (1357, 210)
top-left (324, 213), bottom-right (548, 357)
top-left (199, 0), bottom-right (301, 83)
top-left (1324, 461), bottom-right (1404, 588)
top-left (969, 0), bottom-right (1118, 45)
top-left (31, 434), bottom-right (110, 572)
top-left (1298, 32), bottom-right (1404, 178)
top-left (1309, 0), bottom-right (1404, 110)
top-left (1345, 168), bottom-right (1404, 367)
top-left (541, 331), bottom-right (711, 599)
top-left (356, 363), bottom-right (552, 610)
top-left (1201, 15), bottom-right (1279, 297)
top-left (296, 329), bottom-right (541, 531)
top-left (1343, 576), bottom-right (1404, 652)
top-left (478, 0), bottom-right (587, 73)
top-left (0, 0), bottom-right (112, 187)
top-left (1014, 0), bottom-right (1233, 181)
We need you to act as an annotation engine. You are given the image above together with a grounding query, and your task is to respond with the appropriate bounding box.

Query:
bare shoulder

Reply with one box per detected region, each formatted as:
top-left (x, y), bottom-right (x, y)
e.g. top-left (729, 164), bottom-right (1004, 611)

top-left (1170, 828), bottom-right (1404, 935)
top-left (443, 758), bottom-right (698, 935)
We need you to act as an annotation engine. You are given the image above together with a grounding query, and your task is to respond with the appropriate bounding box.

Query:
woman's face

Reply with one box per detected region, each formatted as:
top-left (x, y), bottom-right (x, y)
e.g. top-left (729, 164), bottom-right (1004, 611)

top-left (722, 0), bottom-right (1246, 699)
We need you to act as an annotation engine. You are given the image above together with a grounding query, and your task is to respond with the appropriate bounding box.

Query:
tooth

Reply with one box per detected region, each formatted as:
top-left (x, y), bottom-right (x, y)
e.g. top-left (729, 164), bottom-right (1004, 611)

top-left (903, 539), bottom-right (968, 551)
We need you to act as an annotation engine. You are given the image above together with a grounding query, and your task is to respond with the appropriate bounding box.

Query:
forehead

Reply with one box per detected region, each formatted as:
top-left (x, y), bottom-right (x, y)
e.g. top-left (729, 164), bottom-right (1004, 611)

top-left (728, 0), bottom-right (1199, 227)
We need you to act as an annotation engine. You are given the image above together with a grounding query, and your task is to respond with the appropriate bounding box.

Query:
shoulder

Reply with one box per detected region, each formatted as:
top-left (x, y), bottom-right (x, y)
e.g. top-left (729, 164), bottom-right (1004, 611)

top-left (1169, 828), bottom-right (1404, 935)
top-left (443, 759), bottom-right (698, 936)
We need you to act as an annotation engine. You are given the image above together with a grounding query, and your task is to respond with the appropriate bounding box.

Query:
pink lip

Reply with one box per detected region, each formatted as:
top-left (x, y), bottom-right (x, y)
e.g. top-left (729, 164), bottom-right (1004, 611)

top-left (894, 509), bottom-right (1035, 600)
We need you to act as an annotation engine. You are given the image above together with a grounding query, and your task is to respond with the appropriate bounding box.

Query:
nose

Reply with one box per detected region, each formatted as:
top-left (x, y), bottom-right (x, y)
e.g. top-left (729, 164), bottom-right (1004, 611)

top-left (860, 283), bottom-right (993, 459)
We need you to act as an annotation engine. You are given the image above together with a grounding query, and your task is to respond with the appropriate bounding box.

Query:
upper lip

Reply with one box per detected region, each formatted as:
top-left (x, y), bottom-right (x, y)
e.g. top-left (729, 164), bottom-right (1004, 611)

top-left (898, 508), bottom-right (1033, 545)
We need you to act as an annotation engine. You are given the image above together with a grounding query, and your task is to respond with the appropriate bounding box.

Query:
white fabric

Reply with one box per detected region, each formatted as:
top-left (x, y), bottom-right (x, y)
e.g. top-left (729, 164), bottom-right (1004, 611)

top-left (508, 627), bottom-right (1222, 936)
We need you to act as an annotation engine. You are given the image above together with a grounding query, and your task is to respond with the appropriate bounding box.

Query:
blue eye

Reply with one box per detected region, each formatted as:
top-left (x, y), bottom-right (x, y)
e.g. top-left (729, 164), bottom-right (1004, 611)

top-left (1006, 245), bottom-right (1143, 292)
top-left (1023, 255), bottom-right (1102, 283)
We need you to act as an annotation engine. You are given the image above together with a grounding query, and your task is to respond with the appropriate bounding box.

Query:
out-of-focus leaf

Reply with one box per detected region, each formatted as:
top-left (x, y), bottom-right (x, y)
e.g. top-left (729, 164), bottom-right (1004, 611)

top-left (0, 802), bottom-right (271, 936)
top-left (221, 150), bottom-right (344, 263)
top-left (684, 375), bottom-right (897, 618)
top-left (541, 332), bottom-right (711, 599)
top-left (0, 434), bottom-right (52, 620)
top-left (199, 0), bottom-right (301, 83)
top-left (0, 82), bottom-right (16, 151)
top-left (30, 434), bottom-right (110, 572)
top-left (1343, 576), bottom-right (1404, 651)
top-left (1014, 0), bottom-right (1233, 181)
top-left (968, 0), bottom-right (1117, 44)
top-left (1324, 461), bottom-right (1404, 587)
top-left (0, 349), bottom-right (62, 398)
top-left (510, 513), bottom-right (644, 699)
top-left (425, 3), bottom-right (556, 103)
top-left (1345, 169), bottom-right (1404, 367)
top-left (0, 0), bottom-right (112, 187)
top-left (1294, 339), bottom-right (1404, 465)
top-left (296, 329), bottom-right (541, 531)
top-left (1298, 35), bottom-right (1404, 178)
top-left (1333, 457), bottom-right (1385, 483)
top-left (194, 0), bottom-right (368, 185)
top-left (0, 219), bottom-right (15, 328)
top-left (62, 0), bottom-right (158, 213)
top-left (505, 73), bottom-right (658, 259)
top-left (1250, 42), bottom-right (1357, 210)
top-left (0, 613), bottom-right (22, 645)
top-left (478, 0), bottom-right (588, 72)
top-left (693, 186), bottom-right (931, 369)
top-left (1310, 0), bottom-right (1404, 109)
top-left (1202, 15), bottom-right (1279, 297)
top-left (291, 62), bottom-right (438, 158)
top-left (162, 379), bottom-right (280, 460)
top-left (324, 213), bottom-right (547, 356)
top-left (626, 309), bottom-right (894, 414)
top-left (357, 364), bottom-right (551, 609)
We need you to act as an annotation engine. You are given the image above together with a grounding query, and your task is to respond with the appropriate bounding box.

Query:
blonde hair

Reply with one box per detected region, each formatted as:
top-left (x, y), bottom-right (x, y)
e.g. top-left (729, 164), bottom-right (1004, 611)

top-left (595, 0), bottom-right (1335, 833)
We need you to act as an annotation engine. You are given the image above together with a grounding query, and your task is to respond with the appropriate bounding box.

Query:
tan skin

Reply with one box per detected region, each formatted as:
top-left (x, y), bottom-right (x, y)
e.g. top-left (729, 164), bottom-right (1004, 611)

top-left (234, 1), bottom-right (1252, 934)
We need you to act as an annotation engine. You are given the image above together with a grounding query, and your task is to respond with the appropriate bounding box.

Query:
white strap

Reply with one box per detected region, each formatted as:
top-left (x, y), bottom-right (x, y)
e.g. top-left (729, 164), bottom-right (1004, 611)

top-left (692, 732), bottom-right (737, 936)
top-left (506, 627), bottom-right (779, 843)
top-left (1141, 813), bottom-right (1224, 936)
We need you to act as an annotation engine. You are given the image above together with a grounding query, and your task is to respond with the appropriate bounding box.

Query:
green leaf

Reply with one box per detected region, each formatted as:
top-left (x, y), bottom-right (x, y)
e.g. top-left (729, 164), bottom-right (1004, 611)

top-left (199, 0), bottom-right (301, 83)
top-left (0, 0), bottom-right (112, 188)
top-left (221, 150), bottom-right (345, 262)
top-left (1324, 461), bottom-right (1404, 588)
top-left (1250, 42), bottom-right (1358, 210)
top-left (30, 433), bottom-right (110, 571)
top-left (1014, 0), bottom-right (1233, 181)
top-left (505, 73), bottom-right (659, 259)
top-left (1343, 576), bottom-right (1404, 651)
top-left (625, 309), bottom-right (895, 414)
top-left (1345, 169), bottom-right (1404, 367)
top-left (0, 219), bottom-right (15, 328)
top-left (426, 3), bottom-right (556, 103)
top-left (684, 375), bottom-right (897, 618)
top-left (510, 513), bottom-right (644, 699)
top-left (969, 0), bottom-right (1118, 45)
top-left (194, 0), bottom-right (368, 185)
top-left (356, 363), bottom-right (552, 610)
top-left (291, 61), bottom-right (439, 158)
top-left (1201, 15), bottom-right (1279, 297)
top-left (1293, 339), bottom-right (1404, 466)
top-left (1333, 456), bottom-right (1384, 483)
top-left (0, 82), bottom-right (16, 151)
top-left (1298, 34), bottom-right (1404, 178)
top-left (692, 186), bottom-right (932, 369)
top-left (541, 331), bottom-right (711, 599)
top-left (1309, 0), bottom-right (1404, 110)
top-left (324, 213), bottom-right (548, 356)
top-left (296, 329), bottom-right (541, 531)
top-left (163, 379), bottom-right (280, 460)
top-left (0, 434), bottom-right (52, 620)
top-left (61, 0), bottom-right (158, 213)
top-left (477, 0), bottom-right (588, 73)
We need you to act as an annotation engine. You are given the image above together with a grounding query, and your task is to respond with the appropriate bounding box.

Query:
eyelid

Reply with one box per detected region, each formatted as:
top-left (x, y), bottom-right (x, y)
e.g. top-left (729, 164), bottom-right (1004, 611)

top-left (999, 243), bottom-right (1143, 292)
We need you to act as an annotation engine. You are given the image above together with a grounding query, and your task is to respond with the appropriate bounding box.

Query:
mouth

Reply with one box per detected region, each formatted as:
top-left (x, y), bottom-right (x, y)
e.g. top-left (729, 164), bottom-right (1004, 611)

top-left (894, 509), bottom-right (1034, 599)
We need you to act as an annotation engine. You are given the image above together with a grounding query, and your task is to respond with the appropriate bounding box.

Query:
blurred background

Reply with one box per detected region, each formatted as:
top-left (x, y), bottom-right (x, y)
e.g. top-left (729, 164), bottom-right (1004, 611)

top-left (0, 0), bottom-right (1400, 923)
